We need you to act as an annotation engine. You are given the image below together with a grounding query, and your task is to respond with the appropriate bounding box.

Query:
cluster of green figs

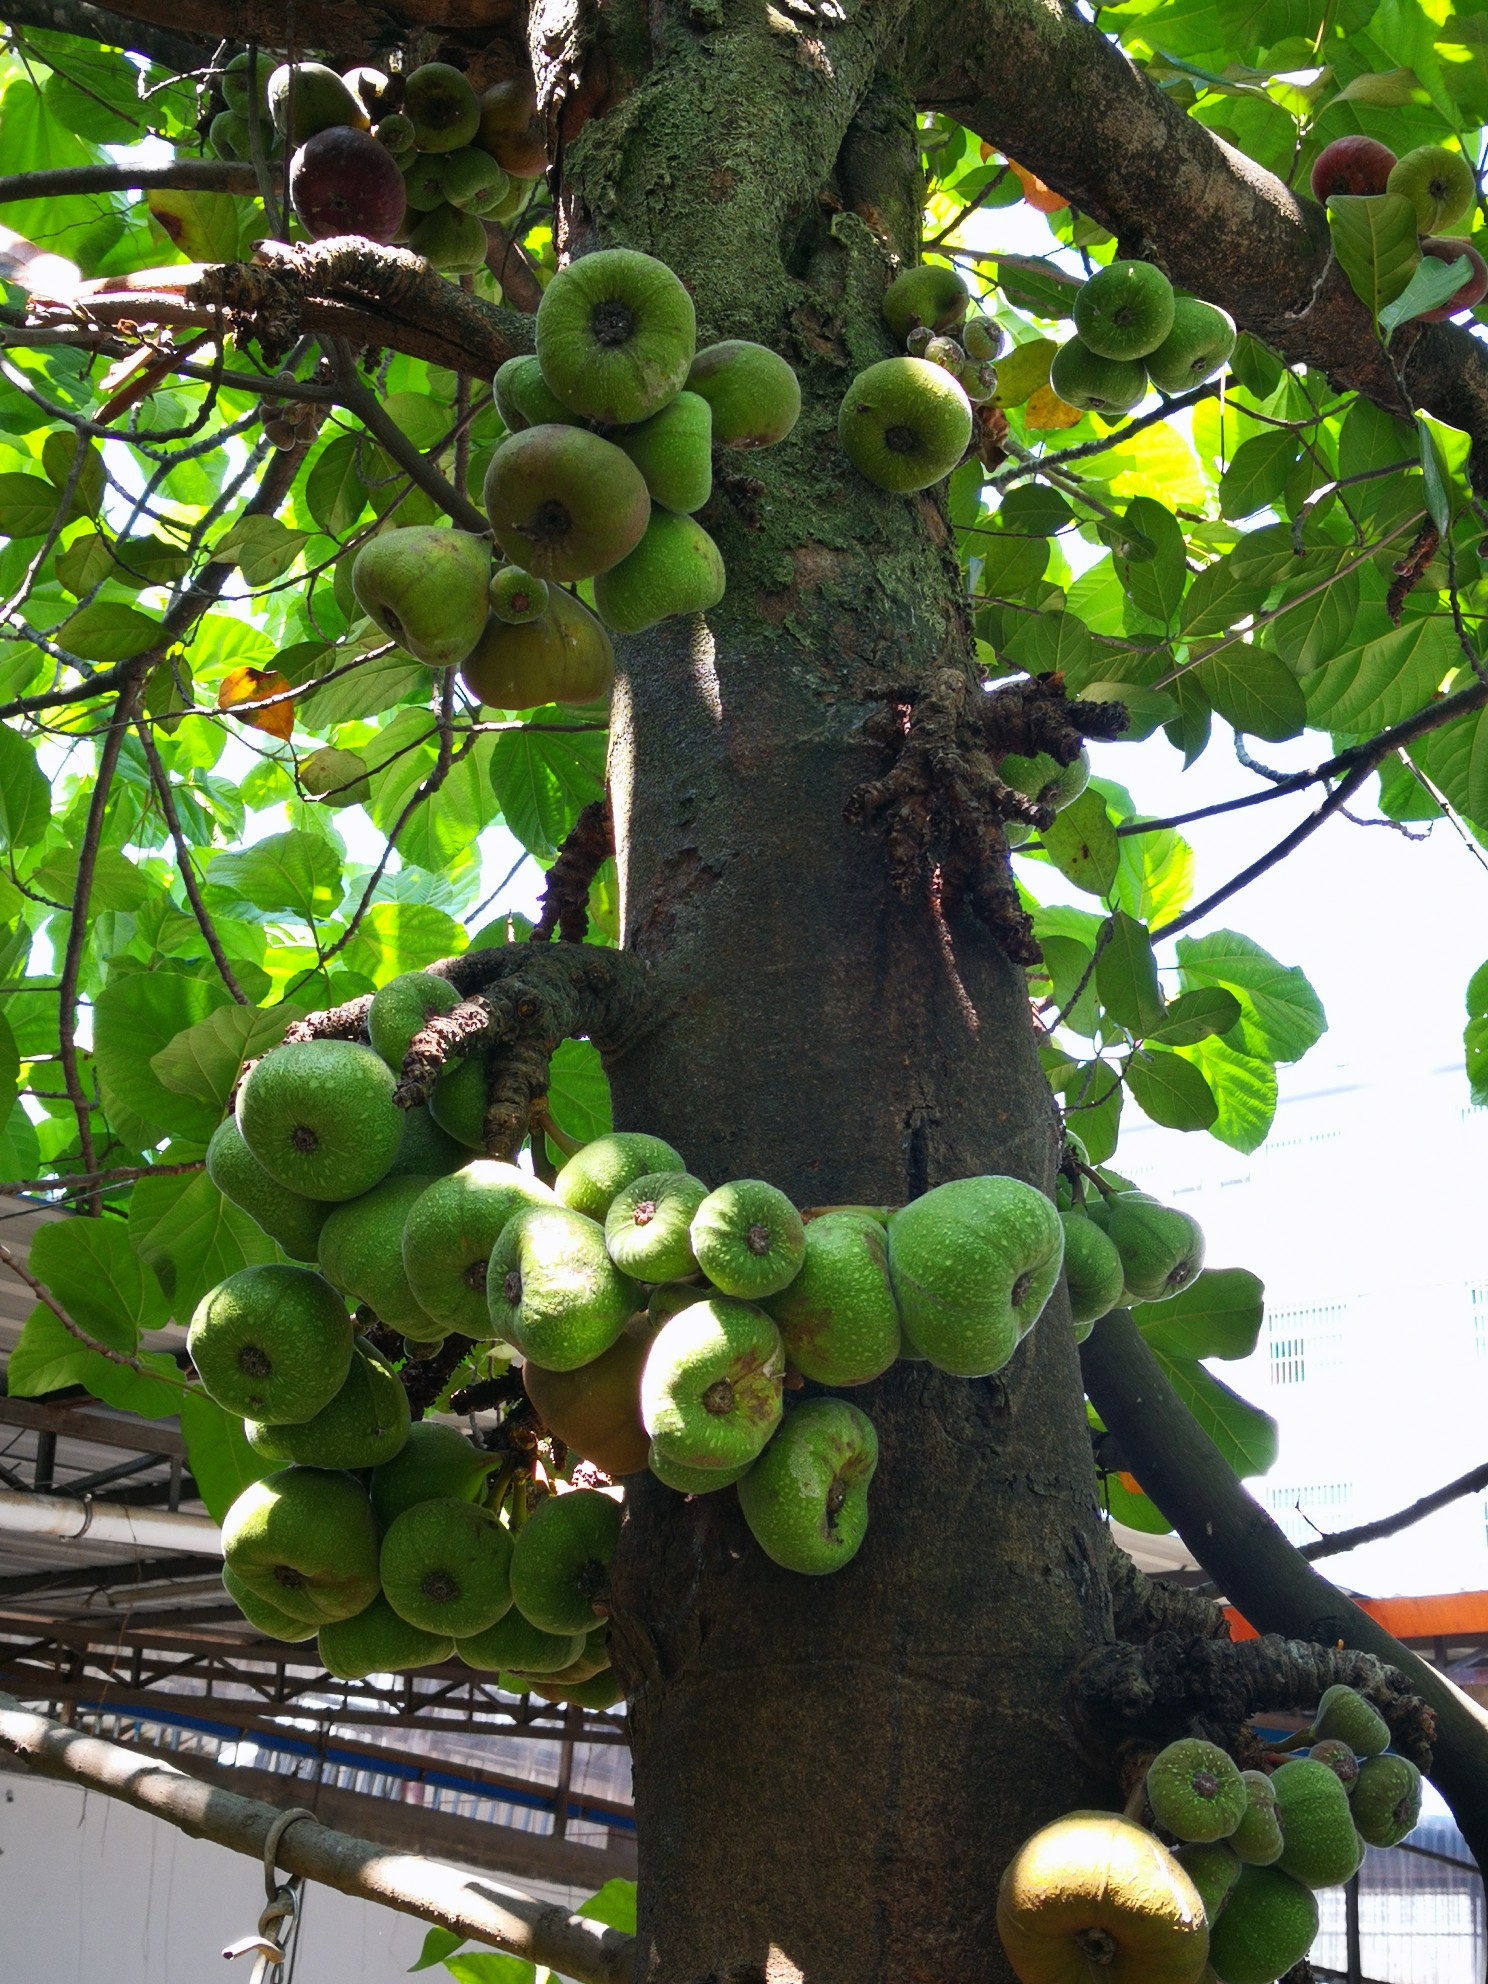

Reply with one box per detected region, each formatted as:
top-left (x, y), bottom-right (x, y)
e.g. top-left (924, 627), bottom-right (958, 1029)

top-left (999, 1688), bottom-right (1424, 1984)
top-left (342, 248), bottom-right (802, 713)
top-left (1047, 260), bottom-right (1237, 417)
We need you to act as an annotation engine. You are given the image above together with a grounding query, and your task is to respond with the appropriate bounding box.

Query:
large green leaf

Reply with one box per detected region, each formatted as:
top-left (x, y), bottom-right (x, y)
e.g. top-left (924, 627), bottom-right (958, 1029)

top-left (1152, 1350), bottom-right (1279, 1476)
top-left (1301, 614), bottom-right (1453, 734)
top-left (93, 970), bottom-right (234, 1142)
top-left (29, 1215), bottom-right (169, 1342)
top-left (151, 1003), bottom-right (300, 1114)
top-left (1132, 1268), bottom-right (1265, 1361)
top-left (1042, 789), bottom-right (1119, 897)
top-left (546, 1038), bottom-right (613, 1146)
top-left (1414, 708), bottom-right (1488, 830)
top-left (340, 903), bottom-right (466, 981)
top-left (180, 1391), bottom-right (273, 1521)
top-left (1126, 1047), bottom-right (1218, 1131)
top-left (1218, 431), bottom-right (1299, 520)
top-left (0, 728), bottom-right (51, 849)
top-left (1326, 192), bottom-right (1421, 318)
top-left (490, 725), bottom-right (606, 861)
top-left (1196, 648), bottom-right (1305, 741)
top-left (1145, 988), bottom-right (1242, 1047)
top-left (5, 1305), bottom-right (180, 1417)
top-left (1114, 497), bottom-right (1187, 627)
top-left (1096, 912), bottom-right (1166, 1036)
top-left (129, 1171), bottom-right (280, 1322)
top-left (1176, 931), bottom-right (1326, 1062)
top-left (211, 831), bottom-right (344, 921)
top-left (1176, 1034), bottom-right (1279, 1151)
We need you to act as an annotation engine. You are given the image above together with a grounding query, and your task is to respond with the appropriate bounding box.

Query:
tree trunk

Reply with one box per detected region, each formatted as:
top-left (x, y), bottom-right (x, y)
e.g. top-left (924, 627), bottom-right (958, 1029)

top-left (555, 12), bottom-right (1116, 1976)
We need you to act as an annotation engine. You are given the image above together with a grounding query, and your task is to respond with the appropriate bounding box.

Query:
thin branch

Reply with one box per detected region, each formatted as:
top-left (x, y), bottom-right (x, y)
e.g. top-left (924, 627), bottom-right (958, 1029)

top-left (0, 1161), bottom-right (204, 1196)
top-left (1300, 1459), bottom-right (1488, 1562)
top-left (0, 0), bottom-right (205, 70)
top-left (133, 718), bottom-right (249, 1003)
top-left (325, 339), bottom-right (489, 534)
top-left (0, 1243), bottom-right (180, 1383)
top-left (0, 1695), bottom-right (633, 1984)
top-left (0, 161), bottom-right (271, 205)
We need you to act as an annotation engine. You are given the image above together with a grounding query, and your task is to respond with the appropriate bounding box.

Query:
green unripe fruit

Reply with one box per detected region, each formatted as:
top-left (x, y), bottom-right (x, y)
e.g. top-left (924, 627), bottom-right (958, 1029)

top-left (838, 356), bottom-right (972, 493)
top-left (1271, 1759), bottom-right (1366, 1888)
top-left (736, 1397), bottom-right (878, 1575)
top-left (887, 1175), bottom-right (1065, 1378)
top-left (407, 202), bottom-right (490, 274)
top-left (351, 526), bottom-right (491, 669)
top-left (367, 969), bottom-right (460, 1072)
top-left (222, 1467), bottom-right (380, 1627)
top-left (605, 1170), bottom-right (708, 1281)
top-left (238, 1040), bottom-right (401, 1202)
top-left (554, 1132), bottom-right (687, 1220)
top-left (1049, 338), bottom-right (1147, 414)
top-left (437, 146), bottom-right (508, 213)
top-left (1206, 1865), bottom-right (1318, 1984)
top-left (458, 1609), bottom-right (583, 1674)
top-left (188, 1264), bottom-right (352, 1424)
top-left (370, 1418), bottom-right (496, 1529)
top-left (648, 1442), bottom-right (751, 1493)
top-left (905, 325), bottom-right (934, 357)
top-left (1058, 1209), bottom-right (1125, 1337)
top-left (483, 425), bottom-right (651, 583)
top-left (1093, 1193), bottom-right (1205, 1303)
top-left (384, 1104), bottom-right (468, 1183)
top-left (267, 62), bottom-right (367, 144)
top-left (509, 1488), bottom-right (622, 1634)
top-left (962, 316), bottom-right (1005, 362)
top-left (534, 1667), bottom-right (624, 1709)
top-left (1387, 144), bottom-right (1476, 233)
top-left (1230, 1770), bottom-right (1285, 1867)
top-left (401, 1159), bottom-right (554, 1337)
top-left (690, 1179), bottom-right (806, 1300)
top-left (380, 1497), bottom-right (514, 1636)
top-left (923, 334), bottom-right (965, 372)
top-left (1351, 1753), bottom-right (1422, 1847)
top-left (403, 62), bottom-right (481, 154)
top-left (1074, 259), bottom-right (1176, 360)
top-left (299, 746), bottom-right (371, 807)
top-left (461, 586), bottom-right (615, 709)
top-left (762, 1210), bottom-right (901, 1385)
top-left (221, 50), bottom-right (271, 119)
top-left (1311, 1683), bottom-right (1390, 1757)
top-left (881, 263), bottom-right (969, 342)
top-left (488, 566), bottom-right (549, 624)
top-left (958, 359), bottom-right (998, 404)
top-left (205, 1117), bottom-right (329, 1264)
top-left (375, 112), bottom-right (417, 159)
top-left (592, 511), bottom-right (726, 635)
top-left (999, 745), bottom-right (1089, 811)
top-left (223, 1564), bottom-right (315, 1643)
top-left (1174, 1841), bottom-right (1242, 1921)
top-left (209, 110), bottom-right (252, 161)
top-left (536, 248), bottom-right (697, 425)
top-left (429, 1053), bottom-right (491, 1148)
top-left (401, 154), bottom-right (448, 213)
top-left (1306, 1737), bottom-right (1360, 1792)
top-left (316, 1172), bottom-right (439, 1332)
top-left (245, 1341), bottom-right (410, 1470)
top-left (492, 354), bottom-right (585, 433)
top-left (1145, 297), bottom-right (1237, 395)
top-left (685, 340), bottom-right (801, 449)
top-left (614, 391), bottom-right (713, 513)
top-left (319, 1594), bottom-right (453, 1680)
top-left (1146, 1738), bottom-right (1248, 1844)
top-left (487, 1203), bottom-right (639, 1370)
top-left (642, 1297), bottom-right (785, 1471)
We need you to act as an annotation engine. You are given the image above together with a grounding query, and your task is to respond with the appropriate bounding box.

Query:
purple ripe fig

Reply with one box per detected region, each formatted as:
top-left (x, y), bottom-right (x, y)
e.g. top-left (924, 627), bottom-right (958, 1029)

top-left (290, 127), bottom-right (408, 245)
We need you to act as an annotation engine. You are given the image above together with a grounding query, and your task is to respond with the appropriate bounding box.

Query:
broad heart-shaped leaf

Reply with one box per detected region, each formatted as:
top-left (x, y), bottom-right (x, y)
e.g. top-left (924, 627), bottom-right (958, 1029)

top-left (59, 601), bottom-right (163, 663)
top-left (0, 472), bottom-right (62, 537)
top-left (1195, 648), bottom-right (1305, 741)
top-left (578, 1881), bottom-right (637, 1932)
top-left (1065, 1059), bottom-right (1122, 1164)
top-left (1132, 1268), bottom-right (1265, 1361)
top-left (179, 1391), bottom-right (273, 1522)
top-left (1301, 613), bottom-right (1453, 735)
top-left (1327, 192), bottom-right (1421, 320)
top-left (1179, 560), bottom-right (1269, 640)
top-left (1111, 822), bottom-right (1194, 926)
top-left (990, 337), bottom-right (1056, 408)
top-left (93, 969), bottom-right (234, 1143)
top-left (1145, 987), bottom-right (1242, 1047)
top-left (211, 829), bottom-right (344, 920)
top-left (305, 431), bottom-right (370, 536)
top-left (1114, 497), bottom-right (1187, 628)
top-left (1096, 912), bottom-right (1166, 1036)
top-left (1217, 431), bottom-right (1299, 521)
top-left (1042, 789), bottom-right (1119, 897)
top-left (1040, 935), bottom-right (1099, 1035)
top-left (1414, 707), bottom-right (1488, 831)
top-left (1415, 412), bottom-right (1472, 533)
top-left (129, 1171), bottom-right (281, 1323)
top-left (1176, 930), bottom-right (1326, 1063)
top-left (29, 1215), bottom-right (169, 1342)
top-left (339, 902), bottom-right (466, 982)
top-left (5, 1305), bottom-right (181, 1419)
top-left (1177, 1033), bottom-right (1278, 1152)
top-left (151, 1002), bottom-right (302, 1114)
top-left (1381, 253), bottom-right (1474, 337)
top-left (490, 724), bottom-right (606, 861)
top-left (1270, 563), bottom-right (1361, 676)
top-left (546, 1037), bottom-right (613, 1147)
top-left (1126, 1046), bottom-right (1218, 1131)
top-left (1151, 1348), bottom-right (1279, 1478)
top-left (0, 727), bottom-right (49, 850)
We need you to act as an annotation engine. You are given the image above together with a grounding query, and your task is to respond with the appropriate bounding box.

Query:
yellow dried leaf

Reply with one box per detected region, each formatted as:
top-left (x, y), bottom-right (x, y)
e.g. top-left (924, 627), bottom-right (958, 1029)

top-left (1023, 385), bottom-right (1084, 432)
top-left (217, 666), bottom-right (294, 741)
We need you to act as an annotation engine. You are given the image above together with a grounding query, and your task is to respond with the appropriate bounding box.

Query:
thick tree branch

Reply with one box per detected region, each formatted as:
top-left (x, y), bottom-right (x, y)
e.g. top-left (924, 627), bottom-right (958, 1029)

top-left (0, 1694), bottom-right (632, 1984)
top-left (913, 0), bottom-right (1488, 483)
top-left (1104, 1528), bottom-right (1228, 1644)
top-left (2, 0), bottom-right (206, 69)
top-left (1069, 1630), bottom-right (1433, 1774)
top-left (1080, 1309), bottom-right (1488, 1877)
top-left (56, 239), bottom-right (535, 381)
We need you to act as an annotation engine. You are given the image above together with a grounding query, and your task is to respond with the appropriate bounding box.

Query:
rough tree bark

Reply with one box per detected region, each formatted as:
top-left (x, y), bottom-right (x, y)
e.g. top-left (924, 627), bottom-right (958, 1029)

top-left (25, 0), bottom-right (1474, 1978)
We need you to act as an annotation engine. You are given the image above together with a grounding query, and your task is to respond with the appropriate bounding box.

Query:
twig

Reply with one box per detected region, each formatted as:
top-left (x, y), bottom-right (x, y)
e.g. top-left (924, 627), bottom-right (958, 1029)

top-left (325, 340), bottom-right (488, 533)
top-left (0, 162), bottom-right (272, 205)
top-left (133, 719), bottom-right (249, 1003)
top-left (1300, 1459), bottom-right (1488, 1562)
top-left (0, 1242), bottom-right (180, 1383)
top-left (0, 1161), bottom-right (204, 1195)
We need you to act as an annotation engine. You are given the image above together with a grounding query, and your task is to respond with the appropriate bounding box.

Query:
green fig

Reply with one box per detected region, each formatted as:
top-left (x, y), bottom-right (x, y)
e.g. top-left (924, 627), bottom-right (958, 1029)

top-left (736, 1397), bottom-right (877, 1574)
top-left (685, 340), bottom-right (801, 449)
top-left (838, 356), bottom-right (972, 492)
top-left (351, 527), bottom-right (491, 668)
top-left (222, 1467), bottom-right (380, 1627)
top-left (762, 1209), bottom-right (900, 1385)
top-left (614, 391), bottom-right (713, 512)
top-left (641, 1295), bottom-right (784, 1471)
top-left (1074, 260), bottom-right (1176, 360)
top-left (886, 1175), bottom-right (1064, 1377)
top-left (487, 1202), bottom-right (639, 1370)
top-left (535, 248), bottom-right (696, 425)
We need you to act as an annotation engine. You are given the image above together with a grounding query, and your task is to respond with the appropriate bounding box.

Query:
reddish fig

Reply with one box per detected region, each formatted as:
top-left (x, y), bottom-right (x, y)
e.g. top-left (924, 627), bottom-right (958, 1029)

top-left (1417, 236), bottom-right (1488, 320)
top-left (290, 127), bottom-right (407, 244)
top-left (1310, 135), bottom-right (1397, 203)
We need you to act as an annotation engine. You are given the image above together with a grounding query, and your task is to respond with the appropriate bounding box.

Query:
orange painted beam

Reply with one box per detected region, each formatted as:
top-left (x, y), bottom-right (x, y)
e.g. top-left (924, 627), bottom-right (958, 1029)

top-left (1226, 1592), bottom-right (1488, 1643)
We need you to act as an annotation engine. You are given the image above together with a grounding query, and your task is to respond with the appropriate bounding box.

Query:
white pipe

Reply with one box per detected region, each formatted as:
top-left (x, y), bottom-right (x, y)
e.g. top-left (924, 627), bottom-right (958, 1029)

top-left (0, 1489), bottom-right (222, 1556)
